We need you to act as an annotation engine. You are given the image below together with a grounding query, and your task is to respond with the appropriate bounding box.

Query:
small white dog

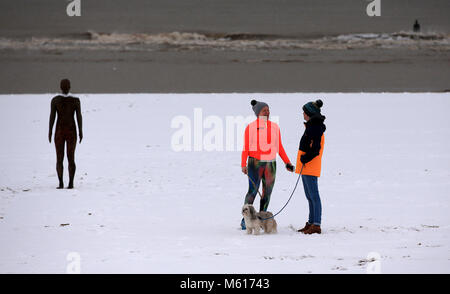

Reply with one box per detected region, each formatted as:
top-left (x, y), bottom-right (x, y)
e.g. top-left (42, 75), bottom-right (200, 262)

top-left (242, 204), bottom-right (277, 235)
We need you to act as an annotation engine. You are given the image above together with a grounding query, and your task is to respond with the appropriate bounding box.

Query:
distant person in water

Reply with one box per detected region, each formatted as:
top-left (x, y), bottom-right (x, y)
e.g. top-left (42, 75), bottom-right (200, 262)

top-left (48, 79), bottom-right (83, 189)
top-left (413, 20), bottom-right (420, 32)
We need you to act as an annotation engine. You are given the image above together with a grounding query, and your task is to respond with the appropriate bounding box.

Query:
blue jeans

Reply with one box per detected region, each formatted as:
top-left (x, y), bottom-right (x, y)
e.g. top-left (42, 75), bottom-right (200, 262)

top-left (301, 175), bottom-right (322, 226)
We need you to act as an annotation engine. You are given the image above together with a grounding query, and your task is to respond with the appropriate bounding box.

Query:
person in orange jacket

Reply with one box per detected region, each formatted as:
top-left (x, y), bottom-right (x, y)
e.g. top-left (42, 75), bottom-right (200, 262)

top-left (295, 99), bottom-right (326, 234)
top-left (240, 99), bottom-right (294, 229)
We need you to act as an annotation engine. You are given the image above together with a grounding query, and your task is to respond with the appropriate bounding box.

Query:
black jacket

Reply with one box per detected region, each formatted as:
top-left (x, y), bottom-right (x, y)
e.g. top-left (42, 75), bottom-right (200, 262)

top-left (299, 115), bottom-right (326, 164)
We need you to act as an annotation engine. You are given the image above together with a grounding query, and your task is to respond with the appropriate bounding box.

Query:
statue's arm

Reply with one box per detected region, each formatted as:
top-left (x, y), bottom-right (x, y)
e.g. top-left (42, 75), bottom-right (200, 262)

top-left (48, 98), bottom-right (56, 143)
top-left (75, 98), bottom-right (83, 143)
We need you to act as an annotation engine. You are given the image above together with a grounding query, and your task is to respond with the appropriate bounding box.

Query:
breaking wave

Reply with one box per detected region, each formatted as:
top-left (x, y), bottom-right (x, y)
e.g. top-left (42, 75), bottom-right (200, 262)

top-left (0, 31), bottom-right (449, 52)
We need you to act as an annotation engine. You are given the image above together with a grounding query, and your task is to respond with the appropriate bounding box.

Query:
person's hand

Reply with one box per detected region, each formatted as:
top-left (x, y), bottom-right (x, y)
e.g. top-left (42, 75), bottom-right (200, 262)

top-left (300, 155), bottom-right (307, 164)
top-left (286, 163), bottom-right (294, 172)
top-left (48, 132), bottom-right (52, 143)
top-left (242, 167), bottom-right (248, 175)
top-left (79, 133), bottom-right (83, 143)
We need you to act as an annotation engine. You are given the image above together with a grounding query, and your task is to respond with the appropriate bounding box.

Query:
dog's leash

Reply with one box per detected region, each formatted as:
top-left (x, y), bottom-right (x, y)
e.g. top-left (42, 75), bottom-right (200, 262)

top-left (247, 174), bottom-right (264, 199)
top-left (246, 164), bottom-right (303, 221)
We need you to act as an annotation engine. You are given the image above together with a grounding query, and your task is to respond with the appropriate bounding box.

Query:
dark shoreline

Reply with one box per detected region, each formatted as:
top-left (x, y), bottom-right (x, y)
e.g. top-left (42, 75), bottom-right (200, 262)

top-left (1, 47), bottom-right (449, 94)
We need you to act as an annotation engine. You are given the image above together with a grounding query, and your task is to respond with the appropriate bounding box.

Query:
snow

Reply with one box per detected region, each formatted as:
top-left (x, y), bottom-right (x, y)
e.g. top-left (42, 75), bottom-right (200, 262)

top-left (0, 93), bottom-right (449, 274)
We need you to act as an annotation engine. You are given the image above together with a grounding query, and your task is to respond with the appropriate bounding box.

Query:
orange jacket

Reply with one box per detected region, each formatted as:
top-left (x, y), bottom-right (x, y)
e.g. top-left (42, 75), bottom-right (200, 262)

top-left (241, 119), bottom-right (291, 167)
top-left (295, 133), bottom-right (325, 177)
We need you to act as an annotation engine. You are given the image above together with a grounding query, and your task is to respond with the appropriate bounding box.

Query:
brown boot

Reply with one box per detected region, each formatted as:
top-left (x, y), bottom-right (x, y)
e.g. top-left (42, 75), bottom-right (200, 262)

top-left (304, 224), bottom-right (321, 234)
top-left (297, 222), bottom-right (311, 233)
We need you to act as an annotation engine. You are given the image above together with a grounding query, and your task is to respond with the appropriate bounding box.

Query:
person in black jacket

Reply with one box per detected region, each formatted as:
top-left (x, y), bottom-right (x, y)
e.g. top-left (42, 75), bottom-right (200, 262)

top-left (296, 99), bottom-right (326, 234)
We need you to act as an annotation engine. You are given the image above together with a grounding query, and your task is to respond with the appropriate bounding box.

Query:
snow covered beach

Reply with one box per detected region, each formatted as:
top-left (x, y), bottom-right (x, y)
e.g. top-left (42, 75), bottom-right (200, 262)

top-left (0, 93), bottom-right (449, 273)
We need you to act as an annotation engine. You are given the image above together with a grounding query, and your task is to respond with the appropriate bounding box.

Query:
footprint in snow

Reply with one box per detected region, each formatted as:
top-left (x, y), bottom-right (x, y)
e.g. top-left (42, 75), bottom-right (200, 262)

top-left (331, 266), bottom-right (347, 271)
top-left (357, 258), bottom-right (377, 266)
top-left (421, 224), bottom-right (439, 229)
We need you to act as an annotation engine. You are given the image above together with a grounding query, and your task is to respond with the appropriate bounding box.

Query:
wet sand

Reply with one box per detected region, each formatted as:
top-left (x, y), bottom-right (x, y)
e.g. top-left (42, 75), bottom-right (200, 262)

top-left (1, 47), bottom-right (449, 93)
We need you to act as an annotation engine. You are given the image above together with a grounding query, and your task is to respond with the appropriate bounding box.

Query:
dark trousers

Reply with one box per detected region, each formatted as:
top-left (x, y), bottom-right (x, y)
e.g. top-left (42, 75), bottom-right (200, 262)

top-left (244, 157), bottom-right (276, 212)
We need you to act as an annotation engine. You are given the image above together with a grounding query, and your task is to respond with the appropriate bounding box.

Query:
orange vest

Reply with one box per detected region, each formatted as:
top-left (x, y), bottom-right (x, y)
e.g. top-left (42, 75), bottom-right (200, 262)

top-left (295, 134), bottom-right (325, 177)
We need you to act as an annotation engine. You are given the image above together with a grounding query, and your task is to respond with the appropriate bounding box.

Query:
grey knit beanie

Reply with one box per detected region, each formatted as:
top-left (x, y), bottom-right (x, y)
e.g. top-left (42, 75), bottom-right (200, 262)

top-left (251, 99), bottom-right (269, 116)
